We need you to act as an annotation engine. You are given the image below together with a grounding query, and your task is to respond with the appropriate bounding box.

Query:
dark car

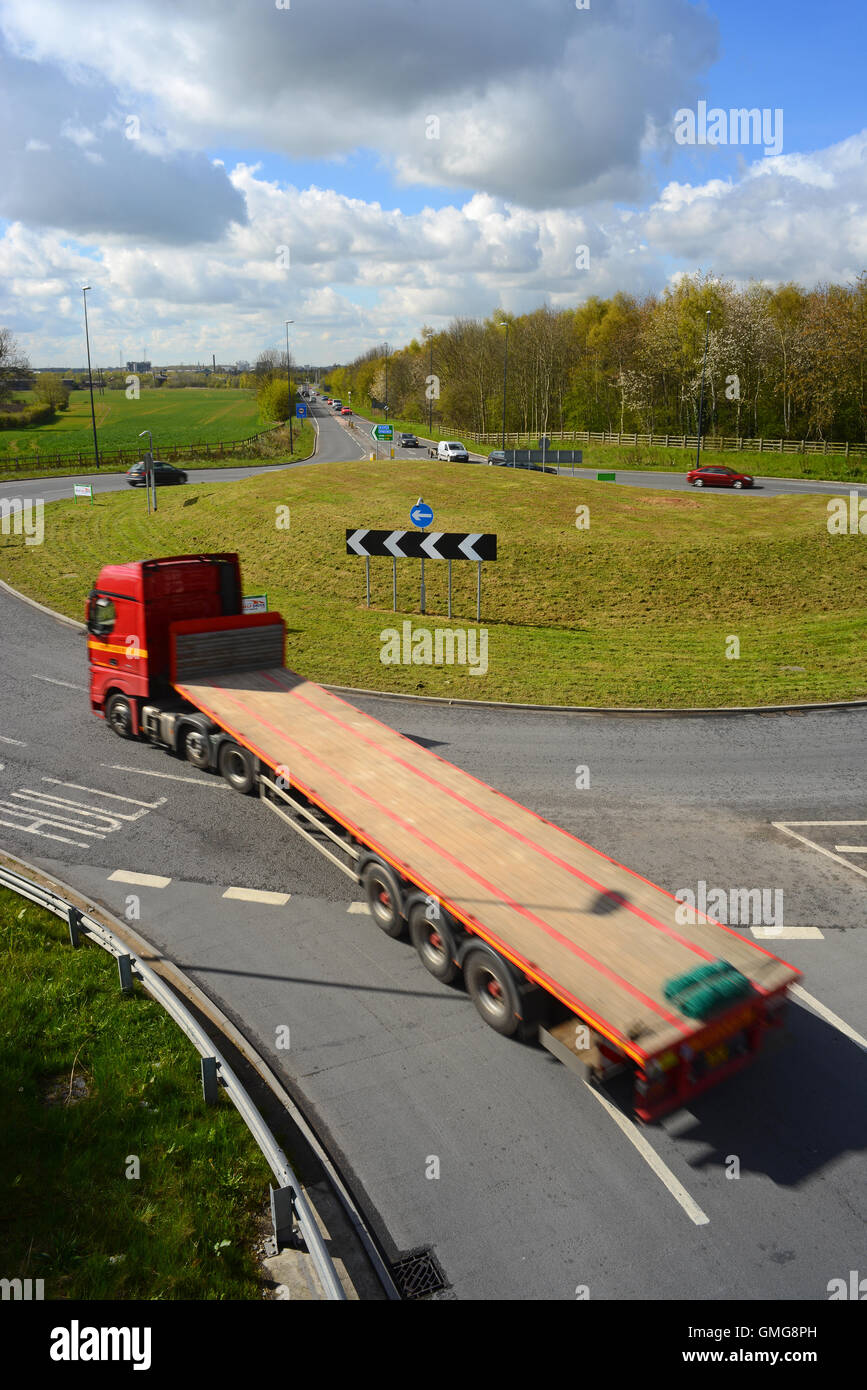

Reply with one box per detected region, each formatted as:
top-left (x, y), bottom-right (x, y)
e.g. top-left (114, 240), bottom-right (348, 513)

top-left (487, 450), bottom-right (507, 466)
top-left (126, 459), bottom-right (188, 487)
top-left (487, 451), bottom-right (555, 473)
top-left (687, 464), bottom-right (754, 489)
top-left (398, 433), bottom-right (419, 447)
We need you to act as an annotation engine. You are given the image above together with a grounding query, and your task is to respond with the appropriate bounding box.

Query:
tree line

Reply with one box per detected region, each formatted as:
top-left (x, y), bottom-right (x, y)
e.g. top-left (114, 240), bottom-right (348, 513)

top-left (327, 272), bottom-right (867, 442)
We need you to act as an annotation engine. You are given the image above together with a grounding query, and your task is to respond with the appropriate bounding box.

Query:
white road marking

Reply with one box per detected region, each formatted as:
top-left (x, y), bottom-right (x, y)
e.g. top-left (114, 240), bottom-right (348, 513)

top-left (751, 926), bottom-right (825, 940)
top-left (583, 1082), bottom-right (710, 1226)
top-left (223, 886), bottom-right (291, 906)
top-left (108, 870), bottom-right (171, 888)
top-left (31, 674), bottom-right (87, 691)
top-left (834, 845), bottom-right (867, 853)
top-left (791, 984), bottom-right (867, 1051)
top-left (347, 901), bottom-right (370, 914)
top-left (773, 820), bottom-right (867, 883)
top-left (41, 776), bottom-right (165, 809)
top-left (0, 734), bottom-right (26, 746)
top-left (102, 763), bottom-right (229, 788)
top-left (0, 817), bottom-right (89, 848)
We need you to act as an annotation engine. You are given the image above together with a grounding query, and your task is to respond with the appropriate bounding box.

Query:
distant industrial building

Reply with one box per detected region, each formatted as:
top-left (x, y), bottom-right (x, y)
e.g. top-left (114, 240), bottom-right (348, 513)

top-left (126, 360), bottom-right (152, 373)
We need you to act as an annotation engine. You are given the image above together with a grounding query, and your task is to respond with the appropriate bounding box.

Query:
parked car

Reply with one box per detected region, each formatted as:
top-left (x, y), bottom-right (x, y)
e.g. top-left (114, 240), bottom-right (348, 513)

top-left (126, 459), bottom-right (188, 487)
top-left (687, 464), bottom-right (754, 489)
top-left (437, 440), bottom-right (469, 461)
top-left (398, 433), bottom-right (419, 448)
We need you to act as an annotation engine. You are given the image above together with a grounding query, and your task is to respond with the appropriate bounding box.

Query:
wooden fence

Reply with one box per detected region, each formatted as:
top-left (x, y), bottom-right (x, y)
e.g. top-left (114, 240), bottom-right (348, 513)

top-left (0, 426), bottom-right (283, 475)
top-left (447, 428), bottom-right (867, 457)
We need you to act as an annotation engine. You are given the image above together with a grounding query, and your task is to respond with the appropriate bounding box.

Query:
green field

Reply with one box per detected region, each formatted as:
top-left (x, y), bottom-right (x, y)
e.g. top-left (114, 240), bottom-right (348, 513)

top-left (0, 388), bottom-right (265, 459)
top-left (2, 460), bottom-right (865, 707)
top-left (379, 413), bottom-right (867, 484)
top-left (0, 885), bottom-right (272, 1299)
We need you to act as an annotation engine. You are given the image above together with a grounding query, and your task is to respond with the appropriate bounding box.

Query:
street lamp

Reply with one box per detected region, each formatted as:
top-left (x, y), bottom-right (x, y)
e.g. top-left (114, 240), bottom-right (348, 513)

top-left (139, 429), bottom-right (156, 514)
top-left (499, 321), bottom-right (510, 459)
top-left (696, 309), bottom-right (711, 471)
top-left (285, 320), bottom-right (294, 454)
top-left (82, 286), bottom-right (100, 470)
top-left (383, 342), bottom-right (389, 421)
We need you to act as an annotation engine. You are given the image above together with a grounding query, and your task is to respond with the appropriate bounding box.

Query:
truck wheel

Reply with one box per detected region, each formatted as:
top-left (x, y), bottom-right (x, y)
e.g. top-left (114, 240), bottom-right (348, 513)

top-left (361, 860), bottom-right (404, 937)
top-left (408, 899), bottom-right (458, 982)
top-left (464, 947), bottom-right (521, 1037)
top-left (106, 693), bottom-right (136, 740)
top-left (183, 728), bottom-right (211, 770)
top-left (218, 740), bottom-right (256, 794)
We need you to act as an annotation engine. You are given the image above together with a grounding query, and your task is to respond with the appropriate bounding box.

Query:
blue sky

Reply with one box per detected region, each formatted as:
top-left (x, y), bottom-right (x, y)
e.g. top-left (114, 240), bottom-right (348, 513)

top-left (0, 0), bottom-right (863, 365)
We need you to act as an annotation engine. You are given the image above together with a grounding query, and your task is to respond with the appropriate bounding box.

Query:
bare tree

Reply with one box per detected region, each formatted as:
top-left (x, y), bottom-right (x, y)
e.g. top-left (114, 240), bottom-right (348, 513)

top-left (0, 327), bottom-right (31, 405)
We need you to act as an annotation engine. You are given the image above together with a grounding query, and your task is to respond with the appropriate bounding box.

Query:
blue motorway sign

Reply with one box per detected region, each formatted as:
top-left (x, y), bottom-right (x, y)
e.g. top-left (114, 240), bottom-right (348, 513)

top-left (296, 403), bottom-right (308, 418)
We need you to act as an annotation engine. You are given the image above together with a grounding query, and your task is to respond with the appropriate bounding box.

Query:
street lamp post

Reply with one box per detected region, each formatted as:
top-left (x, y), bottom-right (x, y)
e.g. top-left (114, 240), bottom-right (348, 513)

top-left (139, 429), bottom-right (156, 514)
top-left (82, 286), bottom-right (100, 470)
top-left (428, 334), bottom-right (433, 437)
top-left (696, 309), bottom-right (711, 471)
top-left (384, 342), bottom-right (389, 419)
top-left (285, 320), bottom-right (294, 454)
top-left (499, 320), bottom-right (510, 461)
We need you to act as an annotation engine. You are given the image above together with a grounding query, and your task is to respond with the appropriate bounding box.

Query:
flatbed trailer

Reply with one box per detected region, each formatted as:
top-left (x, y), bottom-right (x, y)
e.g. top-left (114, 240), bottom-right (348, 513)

top-left (87, 554), bottom-right (800, 1122)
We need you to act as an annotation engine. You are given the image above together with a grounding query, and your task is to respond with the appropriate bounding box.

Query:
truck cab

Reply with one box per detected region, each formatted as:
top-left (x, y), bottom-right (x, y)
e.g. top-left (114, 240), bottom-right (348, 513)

top-left (87, 553), bottom-right (243, 738)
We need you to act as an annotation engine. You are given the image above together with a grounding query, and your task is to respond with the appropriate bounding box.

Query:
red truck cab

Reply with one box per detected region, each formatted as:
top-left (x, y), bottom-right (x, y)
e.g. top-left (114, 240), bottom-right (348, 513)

top-left (87, 553), bottom-right (243, 736)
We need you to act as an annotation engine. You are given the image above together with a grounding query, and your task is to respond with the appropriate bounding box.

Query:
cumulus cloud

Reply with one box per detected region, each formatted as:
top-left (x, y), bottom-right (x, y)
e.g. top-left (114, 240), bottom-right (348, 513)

top-left (0, 0), bottom-right (717, 207)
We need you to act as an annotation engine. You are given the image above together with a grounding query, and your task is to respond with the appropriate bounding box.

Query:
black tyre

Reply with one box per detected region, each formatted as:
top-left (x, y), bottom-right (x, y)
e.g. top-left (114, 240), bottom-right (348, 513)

top-left (218, 740), bottom-right (256, 794)
top-left (464, 947), bottom-right (521, 1037)
top-left (183, 727), bottom-right (211, 770)
top-left (408, 899), bottom-right (458, 983)
top-left (106, 693), bottom-right (136, 739)
top-left (361, 860), bottom-right (404, 937)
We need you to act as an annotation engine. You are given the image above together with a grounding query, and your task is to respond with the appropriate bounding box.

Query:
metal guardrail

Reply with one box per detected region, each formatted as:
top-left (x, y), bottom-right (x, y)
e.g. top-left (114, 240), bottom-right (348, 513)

top-left (0, 862), bottom-right (346, 1301)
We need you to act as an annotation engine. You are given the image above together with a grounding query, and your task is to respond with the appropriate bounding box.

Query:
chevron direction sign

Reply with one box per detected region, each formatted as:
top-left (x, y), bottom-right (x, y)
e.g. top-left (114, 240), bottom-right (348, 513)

top-left (346, 529), bottom-right (497, 561)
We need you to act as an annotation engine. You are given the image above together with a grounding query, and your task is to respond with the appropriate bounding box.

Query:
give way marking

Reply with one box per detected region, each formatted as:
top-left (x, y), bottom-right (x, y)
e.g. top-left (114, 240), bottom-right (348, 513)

top-left (0, 777), bottom-right (166, 849)
top-left (772, 820), bottom-right (867, 883)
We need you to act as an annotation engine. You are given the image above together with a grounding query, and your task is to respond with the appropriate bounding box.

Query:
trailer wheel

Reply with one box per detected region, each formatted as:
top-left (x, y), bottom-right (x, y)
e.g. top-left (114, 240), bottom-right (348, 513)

top-left (408, 899), bottom-right (458, 983)
top-left (218, 740), bottom-right (256, 794)
top-left (361, 860), bottom-right (404, 937)
top-left (106, 693), bottom-right (136, 740)
top-left (464, 947), bottom-right (521, 1037)
top-left (183, 728), bottom-right (211, 770)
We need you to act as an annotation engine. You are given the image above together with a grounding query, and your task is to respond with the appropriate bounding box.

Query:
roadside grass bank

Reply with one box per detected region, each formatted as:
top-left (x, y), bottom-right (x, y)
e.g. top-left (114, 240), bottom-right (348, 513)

top-left (377, 414), bottom-right (867, 484)
top-left (0, 887), bottom-right (271, 1299)
top-left (0, 421), bottom-right (314, 484)
top-left (1, 460), bottom-right (865, 707)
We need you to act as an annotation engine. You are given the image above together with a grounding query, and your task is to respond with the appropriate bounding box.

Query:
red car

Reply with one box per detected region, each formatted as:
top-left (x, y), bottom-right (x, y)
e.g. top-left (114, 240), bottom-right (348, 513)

top-left (687, 464), bottom-right (754, 489)
top-left (341, 406), bottom-right (352, 416)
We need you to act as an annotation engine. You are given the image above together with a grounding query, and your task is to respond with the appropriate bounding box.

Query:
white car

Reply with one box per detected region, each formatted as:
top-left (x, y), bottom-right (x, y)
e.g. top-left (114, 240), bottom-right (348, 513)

top-left (437, 440), bottom-right (469, 461)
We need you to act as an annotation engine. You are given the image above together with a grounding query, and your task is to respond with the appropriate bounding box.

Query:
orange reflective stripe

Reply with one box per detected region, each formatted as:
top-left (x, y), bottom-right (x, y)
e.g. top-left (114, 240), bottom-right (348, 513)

top-left (88, 640), bottom-right (148, 658)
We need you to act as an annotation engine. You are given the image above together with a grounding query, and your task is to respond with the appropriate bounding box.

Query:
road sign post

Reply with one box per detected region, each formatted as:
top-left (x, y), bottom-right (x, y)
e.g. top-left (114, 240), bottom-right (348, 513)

top-left (411, 499), bottom-right (434, 614)
top-left (73, 484), bottom-right (93, 506)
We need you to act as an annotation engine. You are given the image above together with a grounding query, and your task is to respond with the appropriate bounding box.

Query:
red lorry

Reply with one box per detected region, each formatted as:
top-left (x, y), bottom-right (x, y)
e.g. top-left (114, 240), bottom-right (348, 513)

top-left (87, 552), bottom-right (800, 1122)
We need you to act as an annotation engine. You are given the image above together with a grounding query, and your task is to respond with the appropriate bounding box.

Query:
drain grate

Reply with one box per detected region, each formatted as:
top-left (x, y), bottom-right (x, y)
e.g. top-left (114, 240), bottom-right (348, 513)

top-left (391, 1247), bottom-right (448, 1299)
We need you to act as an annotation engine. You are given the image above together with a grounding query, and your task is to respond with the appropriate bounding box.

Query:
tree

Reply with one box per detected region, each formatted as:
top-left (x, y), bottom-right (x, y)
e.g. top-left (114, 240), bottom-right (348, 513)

top-left (33, 373), bottom-right (70, 411)
top-left (0, 327), bottom-right (31, 405)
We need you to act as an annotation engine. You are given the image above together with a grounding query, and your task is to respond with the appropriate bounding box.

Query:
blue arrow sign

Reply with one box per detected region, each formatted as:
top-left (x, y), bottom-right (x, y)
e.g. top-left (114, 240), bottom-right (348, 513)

top-left (296, 403), bottom-right (308, 417)
top-left (410, 502), bottom-right (434, 528)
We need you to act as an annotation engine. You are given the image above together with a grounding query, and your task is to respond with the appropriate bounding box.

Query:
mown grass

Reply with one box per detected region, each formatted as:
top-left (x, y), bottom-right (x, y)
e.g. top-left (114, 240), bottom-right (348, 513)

top-left (1, 460), bottom-right (865, 707)
top-left (0, 888), bottom-right (271, 1298)
top-left (0, 388), bottom-right (265, 460)
top-left (378, 413), bottom-right (867, 483)
top-left (0, 421), bottom-right (316, 483)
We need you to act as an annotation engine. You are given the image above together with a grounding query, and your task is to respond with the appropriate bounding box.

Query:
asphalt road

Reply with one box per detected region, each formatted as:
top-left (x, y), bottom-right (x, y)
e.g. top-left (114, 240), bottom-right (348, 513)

top-left (0, 564), bottom-right (864, 1300)
top-left (6, 399), bottom-right (866, 504)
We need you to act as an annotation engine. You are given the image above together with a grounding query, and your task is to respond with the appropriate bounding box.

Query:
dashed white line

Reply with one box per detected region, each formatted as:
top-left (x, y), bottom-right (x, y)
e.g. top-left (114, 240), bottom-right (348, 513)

top-left (773, 820), bottom-right (867, 883)
top-left (31, 674), bottom-right (87, 691)
top-left (108, 870), bottom-right (172, 888)
top-left (751, 926), bottom-right (825, 940)
top-left (102, 763), bottom-right (229, 788)
top-left (0, 734), bottom-right (26, 746)
top-left (834, 844), bottom-right (867, 853)
top-left (347, 901), bottom-right (370, 914)
top-left (791, 984), bottom-right (867, 1051)
top-left (223, 886), bottom-right (291, 906)
top-left (583, 1082), bottom-right (710, 1226)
